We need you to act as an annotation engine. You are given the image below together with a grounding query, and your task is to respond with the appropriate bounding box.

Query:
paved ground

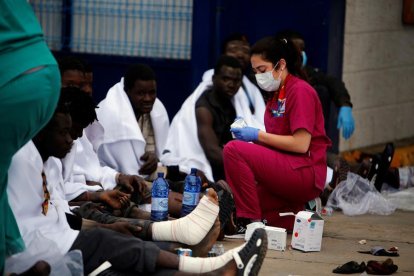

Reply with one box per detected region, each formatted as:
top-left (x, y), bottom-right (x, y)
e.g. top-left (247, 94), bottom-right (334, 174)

top-left (220, 210), bottom-right (414, 275)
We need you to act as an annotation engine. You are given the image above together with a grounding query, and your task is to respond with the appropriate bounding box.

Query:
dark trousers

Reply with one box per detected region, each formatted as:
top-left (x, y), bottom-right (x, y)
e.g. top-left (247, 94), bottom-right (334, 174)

top-left (70, 228), bottom-right (178, 275)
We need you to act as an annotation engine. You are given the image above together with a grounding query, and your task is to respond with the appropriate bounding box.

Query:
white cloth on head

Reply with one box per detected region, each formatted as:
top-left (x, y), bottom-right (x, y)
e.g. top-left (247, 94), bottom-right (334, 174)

top-left (161, 71), bottom-right (265, 182)
top-left (7, 141), bottom-right (79, 256)
top-left (91, 78), bottom-right (170, 176)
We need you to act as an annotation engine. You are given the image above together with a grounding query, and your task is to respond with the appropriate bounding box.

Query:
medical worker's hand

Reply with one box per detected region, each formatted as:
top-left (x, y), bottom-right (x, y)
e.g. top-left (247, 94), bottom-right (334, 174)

top-left (337, 106), bottom-right (355, 140)
top-left (230, 127), bottom-right (259, 142)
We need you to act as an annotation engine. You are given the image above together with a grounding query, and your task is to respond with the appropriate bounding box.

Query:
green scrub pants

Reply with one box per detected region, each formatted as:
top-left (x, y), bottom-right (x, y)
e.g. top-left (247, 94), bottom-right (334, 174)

top-left (0, 65), bottom-right (60, 274)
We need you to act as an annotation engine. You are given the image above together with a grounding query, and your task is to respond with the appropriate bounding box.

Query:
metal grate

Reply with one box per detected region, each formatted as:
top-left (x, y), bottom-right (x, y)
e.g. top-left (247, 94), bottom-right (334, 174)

top-left (31, 0), bottom-right (193, 59)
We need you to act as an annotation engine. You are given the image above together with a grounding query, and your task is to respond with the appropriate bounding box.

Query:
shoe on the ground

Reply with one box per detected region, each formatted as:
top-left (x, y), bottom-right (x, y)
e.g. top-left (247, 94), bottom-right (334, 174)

top-left (374, 143), bottom-right (395, 192)
top-left (333, 261), bottom-right (366, 274)
top-left (233, 228), bottom-right (268, 276)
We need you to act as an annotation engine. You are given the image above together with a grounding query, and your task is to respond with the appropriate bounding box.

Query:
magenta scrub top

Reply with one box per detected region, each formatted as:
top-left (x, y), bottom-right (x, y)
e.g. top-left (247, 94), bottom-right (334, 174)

top-left (264, 74), bottom-right (331, 190)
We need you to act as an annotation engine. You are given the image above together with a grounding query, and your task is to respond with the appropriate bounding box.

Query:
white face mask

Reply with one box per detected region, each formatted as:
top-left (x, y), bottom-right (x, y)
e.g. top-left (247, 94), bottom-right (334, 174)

top-left (255, 61), bottom-right (283, 92)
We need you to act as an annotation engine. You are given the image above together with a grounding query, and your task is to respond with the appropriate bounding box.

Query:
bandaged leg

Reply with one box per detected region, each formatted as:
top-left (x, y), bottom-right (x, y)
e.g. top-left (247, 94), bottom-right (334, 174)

top-left (152, 195), bottom-right (219, 245)
top-left (179, 244), bottom-right (244, 273)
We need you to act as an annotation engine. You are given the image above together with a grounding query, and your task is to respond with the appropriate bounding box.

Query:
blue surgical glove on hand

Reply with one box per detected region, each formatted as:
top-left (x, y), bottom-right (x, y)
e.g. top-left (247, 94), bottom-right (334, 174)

top-left (337, 106), bottom-right (355, 140)
top-left (230, 127), bottom-right (259, 142)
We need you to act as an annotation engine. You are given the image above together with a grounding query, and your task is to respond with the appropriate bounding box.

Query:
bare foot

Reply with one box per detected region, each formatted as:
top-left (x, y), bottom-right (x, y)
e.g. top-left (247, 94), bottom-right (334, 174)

top-left (205, 188), bottom-right (219, 206)
top-left (189, 218), bottom-right (221, 257)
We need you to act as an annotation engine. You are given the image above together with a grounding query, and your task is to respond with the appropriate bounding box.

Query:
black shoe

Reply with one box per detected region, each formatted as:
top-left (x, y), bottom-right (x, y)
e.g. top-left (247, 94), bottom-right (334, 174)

top-left (374, 143), bottom-right (395, 192)
top-left (235, 224), bottom-right (247, 235)
top-left (234, 228), bottom-right (268, 276)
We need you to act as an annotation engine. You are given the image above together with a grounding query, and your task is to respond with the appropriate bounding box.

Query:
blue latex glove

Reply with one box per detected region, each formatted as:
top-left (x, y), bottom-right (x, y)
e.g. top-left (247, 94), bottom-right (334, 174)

top-left (337, 106), bottom-right (355, 140)
top-left (230, 127), bottom-right (259, 142)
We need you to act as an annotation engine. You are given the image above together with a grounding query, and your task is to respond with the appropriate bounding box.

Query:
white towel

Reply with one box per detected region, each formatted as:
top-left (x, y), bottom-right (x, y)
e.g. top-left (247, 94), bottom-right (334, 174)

top-left (91, 78), bottom-right (169, 175)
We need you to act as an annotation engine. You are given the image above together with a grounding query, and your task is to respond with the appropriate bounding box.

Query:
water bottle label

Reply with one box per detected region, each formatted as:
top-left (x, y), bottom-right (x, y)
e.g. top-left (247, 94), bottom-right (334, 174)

top-left (183, 192), bottom-right (200, 206)
top-left (151, 198), bottom-right (169, 211)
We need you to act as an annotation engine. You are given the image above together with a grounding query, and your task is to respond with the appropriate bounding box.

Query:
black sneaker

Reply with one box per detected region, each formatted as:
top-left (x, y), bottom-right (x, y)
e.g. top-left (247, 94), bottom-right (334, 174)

top-left (235, 224), bottom-right (247, 235)
top-left (233, 228), bottom-right (268, 276)
top-left (225, 219), bottom-right (247, 239)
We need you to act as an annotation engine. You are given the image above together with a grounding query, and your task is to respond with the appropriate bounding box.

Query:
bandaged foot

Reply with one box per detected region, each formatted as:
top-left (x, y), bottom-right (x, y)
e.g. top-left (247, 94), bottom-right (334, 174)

top-left (152, 189), bottom-right (219, 245)
top-left (179, 244), bottom-right (243, 273)
top-left (179, 228), bottom-right (268, 275)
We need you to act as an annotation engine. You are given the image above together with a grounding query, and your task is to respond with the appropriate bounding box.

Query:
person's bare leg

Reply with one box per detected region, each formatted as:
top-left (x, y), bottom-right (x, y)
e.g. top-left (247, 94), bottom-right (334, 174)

top-left (168, 191), bottom-right (183, 217)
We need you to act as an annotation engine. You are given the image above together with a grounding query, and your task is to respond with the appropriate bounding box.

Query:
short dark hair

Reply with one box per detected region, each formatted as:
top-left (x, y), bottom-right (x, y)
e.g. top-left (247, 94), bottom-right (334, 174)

top-left (124, 64), bottom-right (156, 91)
top-left (57, 56), bottom-right (85, 75)
top-left (221, 33), bottom-right (249, 54)
top-left (214, 55), bottom-right (243, 75)
top-left (60, 87), bottom-right (97, 128)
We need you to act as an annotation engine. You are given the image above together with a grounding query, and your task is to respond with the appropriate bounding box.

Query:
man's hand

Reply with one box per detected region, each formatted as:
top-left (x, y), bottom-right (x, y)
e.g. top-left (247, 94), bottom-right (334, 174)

top-left (117, 174), bottom-right (146, 195)
top-left (337, 106), bottom-right (355, 140)
top-left (102, 221), bottom-right (143, 237)
top-left (85, 180), bottom-right (103, 187)
top-left (230, 127), bottom-right (259, 142)
top-left (99, 190), bottom-right (130, 209)
top-left (139, 152), bottom-right (158, 175)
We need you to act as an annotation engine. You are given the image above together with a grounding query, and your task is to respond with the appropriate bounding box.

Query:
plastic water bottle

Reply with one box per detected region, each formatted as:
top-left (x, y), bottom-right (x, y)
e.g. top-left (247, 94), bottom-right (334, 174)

top-left (181, 168), bottom-right (202, 217)
top-left (150, 172), bottom-right (169, 221)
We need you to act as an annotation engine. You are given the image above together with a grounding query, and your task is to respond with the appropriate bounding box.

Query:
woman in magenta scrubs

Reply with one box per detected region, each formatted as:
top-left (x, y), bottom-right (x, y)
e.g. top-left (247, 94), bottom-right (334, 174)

top-left (224, 36), bottom-right (331, 230)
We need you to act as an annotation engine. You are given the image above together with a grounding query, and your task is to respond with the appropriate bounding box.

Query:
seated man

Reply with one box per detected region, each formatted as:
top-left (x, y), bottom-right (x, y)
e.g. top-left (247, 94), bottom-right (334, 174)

top-left (94, 64), bottom-right (169, 180)
top-left (6, 98), bottom-right (268, 275)
top-left (202, 33), bottom-right (266, 127)
top-left (162, 56), bottom-right (259, 182)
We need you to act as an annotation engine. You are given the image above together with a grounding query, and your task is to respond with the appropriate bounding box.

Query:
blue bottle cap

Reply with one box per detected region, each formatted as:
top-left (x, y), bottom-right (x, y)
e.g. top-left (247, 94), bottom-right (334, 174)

top-left (190, 168), bottom-right (197, 174)
top-left (157, 172), bottom-right (165, 178)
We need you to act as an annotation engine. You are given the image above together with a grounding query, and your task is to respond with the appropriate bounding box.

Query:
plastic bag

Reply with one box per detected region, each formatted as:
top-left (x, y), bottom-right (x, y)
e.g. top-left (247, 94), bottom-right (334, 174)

top-left (326, 172), bottom-right (396, 216)
top-left (5, 230), bottom-right (83, 275)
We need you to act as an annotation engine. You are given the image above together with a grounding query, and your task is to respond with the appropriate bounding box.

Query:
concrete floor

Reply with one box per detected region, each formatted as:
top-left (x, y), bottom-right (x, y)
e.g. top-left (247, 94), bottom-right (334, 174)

top-left (220, 210), bottom-right (414, 275)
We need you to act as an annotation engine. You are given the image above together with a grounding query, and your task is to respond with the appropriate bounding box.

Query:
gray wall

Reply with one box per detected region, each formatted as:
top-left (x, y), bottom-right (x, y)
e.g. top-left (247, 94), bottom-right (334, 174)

top-left (341, 0), bottom-right (414, 151)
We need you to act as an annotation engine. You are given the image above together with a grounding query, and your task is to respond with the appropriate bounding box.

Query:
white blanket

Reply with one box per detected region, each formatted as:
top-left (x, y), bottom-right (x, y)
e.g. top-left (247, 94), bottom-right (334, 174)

top-left (93, 78), bottom-right (170, 175)
top-left (7, 141), bottom-right (79, 255)
top-left (161, 73), bottom-right (265, 182)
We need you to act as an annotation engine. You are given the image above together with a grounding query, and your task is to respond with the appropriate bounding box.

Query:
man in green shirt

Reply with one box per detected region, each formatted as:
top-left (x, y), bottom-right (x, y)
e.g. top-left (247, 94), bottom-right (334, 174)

top-left (0, 0), bottom-right (60, 273)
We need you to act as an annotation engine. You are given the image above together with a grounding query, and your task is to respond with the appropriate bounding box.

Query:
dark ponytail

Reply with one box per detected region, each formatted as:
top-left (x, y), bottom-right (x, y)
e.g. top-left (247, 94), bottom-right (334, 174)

top-left (251, 36), bottom-right (308, 81)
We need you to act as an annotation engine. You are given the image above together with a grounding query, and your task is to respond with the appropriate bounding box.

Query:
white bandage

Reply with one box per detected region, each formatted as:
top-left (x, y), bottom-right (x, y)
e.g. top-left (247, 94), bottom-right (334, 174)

top-left (152, 196), bottom-right (219, 245)
top-left (178, 245), bottom-right (244, 273)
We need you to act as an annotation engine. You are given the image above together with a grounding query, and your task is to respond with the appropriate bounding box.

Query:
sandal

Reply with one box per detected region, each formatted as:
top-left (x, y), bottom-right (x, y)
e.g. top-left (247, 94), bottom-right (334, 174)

top-left (233, 228), bottom-right (268, 276)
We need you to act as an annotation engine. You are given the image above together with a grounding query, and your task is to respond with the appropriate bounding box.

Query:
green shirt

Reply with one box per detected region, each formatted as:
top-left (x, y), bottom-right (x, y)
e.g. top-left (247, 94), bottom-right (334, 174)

top-left (0, 0), bottom-right (56, 88)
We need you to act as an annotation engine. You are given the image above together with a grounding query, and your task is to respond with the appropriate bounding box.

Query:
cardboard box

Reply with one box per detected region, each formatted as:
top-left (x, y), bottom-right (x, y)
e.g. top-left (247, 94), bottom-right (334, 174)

top-left (291, 211), bottom-right (324, 252)
top-left (245, 222), bottom-right (286, 251)
top-left (264, 226), bottom-right (287, 251)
